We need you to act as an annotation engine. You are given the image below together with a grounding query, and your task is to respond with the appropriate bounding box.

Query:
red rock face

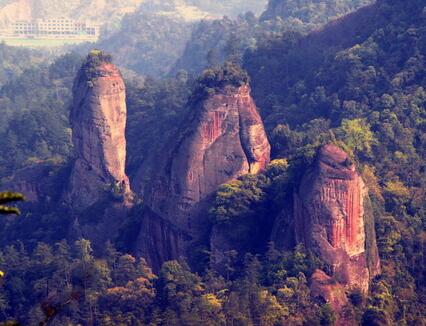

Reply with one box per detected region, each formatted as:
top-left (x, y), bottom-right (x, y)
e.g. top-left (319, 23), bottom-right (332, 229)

top-left (68, 61), bottom-right (130, 209)
top-left (294, 144), bottom-right (380, 318)
top-left (134, 84), bottom-right (270, 266)
top-left (135, 208), bottom-right (191, 272)
top-left (143, 84), bottom-right (270, 236)
top-left (310, 269), bottom-right (349, 312)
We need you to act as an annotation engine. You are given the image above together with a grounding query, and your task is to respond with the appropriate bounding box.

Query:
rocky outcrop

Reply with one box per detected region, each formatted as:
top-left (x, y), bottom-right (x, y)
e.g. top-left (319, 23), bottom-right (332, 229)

top-left (68, 53), bottom-right (131, 209)
top-left (310, 269), bottom-right (349, 313)
top-left (135, 83), bottom-right (270, 264)
top-left (141, 84), bottom-right (270, 234)
top-left (293, 144), bottom-right (380, 319)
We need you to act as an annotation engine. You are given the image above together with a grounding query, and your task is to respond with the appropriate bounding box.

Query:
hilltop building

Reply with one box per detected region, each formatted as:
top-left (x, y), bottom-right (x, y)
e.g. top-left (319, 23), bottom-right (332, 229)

top-left (10, 18), bottom-right (99, 38)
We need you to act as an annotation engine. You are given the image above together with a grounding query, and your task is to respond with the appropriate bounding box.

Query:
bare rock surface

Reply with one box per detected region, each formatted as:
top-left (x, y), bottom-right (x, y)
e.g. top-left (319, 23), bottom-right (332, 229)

top-left (135, 83), bottom-right (270, 264)
top-left (68, 56), bottom-right (131, 209)
top-left (142, 84), bottom-right (270, 233)
top-left (293, 144), bottom-right (380, 315)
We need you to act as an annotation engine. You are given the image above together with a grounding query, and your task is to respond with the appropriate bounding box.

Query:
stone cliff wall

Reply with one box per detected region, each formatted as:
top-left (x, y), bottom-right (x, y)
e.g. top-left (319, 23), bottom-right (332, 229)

top-left (135, 83), bottom-right (270, 265)
top-left (141, 84), bottom-right (270, 235)
top-left (293, 144), bottom-right (380, 322)
top-left (68, 57), bottom-right (130, 209)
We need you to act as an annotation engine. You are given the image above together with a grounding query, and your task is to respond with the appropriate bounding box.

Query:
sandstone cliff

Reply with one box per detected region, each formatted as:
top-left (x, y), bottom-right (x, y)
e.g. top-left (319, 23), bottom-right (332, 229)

top-left (293, 144), bottom-right (380, 320)
top-left (142, 84), bottom-right (270, 233)
top-left (68, 52), bottom-right (130, 209)
top-left (135, 83), bottom-right (270, 264)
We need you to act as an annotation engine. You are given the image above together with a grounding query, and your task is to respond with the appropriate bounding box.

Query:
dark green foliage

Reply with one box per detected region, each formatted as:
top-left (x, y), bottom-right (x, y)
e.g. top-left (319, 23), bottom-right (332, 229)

top-left (210, 160), bottom-right (292, 257)
top-left (86, 2), bottom-right (192, 76)
top-left (0, 52), bottom-right (82, 179)
top-left (174, 0), bottom-right (375, 76)
top-left (191, 62), bottom-right (249, 102)
top-left (79, 49), bottom-right (113, 84)
top-left (0, 43), bottom-right (47, 88)
top-left (173, 14), bottom-right (273, 76)
top-left (319, 304), bottom-right (336, 326)
top-left (261, 0), bottom-right (374, 28)
top-left (243, 0), bottom-right (426, 324)
top-left (0, 240), bottom-right (329, 325)
top-left (125, 74), bottom-right (192, 174)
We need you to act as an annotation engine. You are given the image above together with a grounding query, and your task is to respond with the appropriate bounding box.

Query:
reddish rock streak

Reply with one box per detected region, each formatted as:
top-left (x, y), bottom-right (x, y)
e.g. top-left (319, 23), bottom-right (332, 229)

top-left (145, 84), bottom-right (270, 235)
top-left (294, 144), bottom-right (380, 322)
top-left (68, 62), bottom-right (130, 209)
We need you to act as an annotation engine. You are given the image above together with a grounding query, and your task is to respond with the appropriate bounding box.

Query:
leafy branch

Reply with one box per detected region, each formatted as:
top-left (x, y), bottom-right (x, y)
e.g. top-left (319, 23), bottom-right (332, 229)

top-left (0, 191), bottom-right (24, 215)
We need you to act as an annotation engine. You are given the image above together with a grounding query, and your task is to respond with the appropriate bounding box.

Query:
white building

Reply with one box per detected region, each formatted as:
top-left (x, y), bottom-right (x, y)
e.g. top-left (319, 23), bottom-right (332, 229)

top-left (11, 18), bottom-right (99, 38)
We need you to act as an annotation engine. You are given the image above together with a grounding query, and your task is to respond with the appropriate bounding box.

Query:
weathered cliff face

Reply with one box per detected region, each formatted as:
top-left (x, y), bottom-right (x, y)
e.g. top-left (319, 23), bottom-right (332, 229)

top-left (141, 84), bottom-right (270, 235)
top-left (135, 208), bottom-right (191, 272)
top-left (68, 57), bottom-right (130, 209)
top-left (134, 84), bottom-right (270, 265)
top-left (293, 144), bottom-right (380, 320)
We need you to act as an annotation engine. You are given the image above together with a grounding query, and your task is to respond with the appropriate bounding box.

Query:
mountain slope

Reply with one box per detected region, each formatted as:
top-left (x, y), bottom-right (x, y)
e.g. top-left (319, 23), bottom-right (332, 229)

top-left (85, 1), bottom-right (198, 76)
top-left (261, 0), bottom-right (374, 24)
top-left (243, 0), bottom-right (425, 323)
top-left (0, 0), bottom-right (144, 29)
top-left (173, 0), bottom-right (376, 76)
top-left (188, 0), bottom-right (268, 17)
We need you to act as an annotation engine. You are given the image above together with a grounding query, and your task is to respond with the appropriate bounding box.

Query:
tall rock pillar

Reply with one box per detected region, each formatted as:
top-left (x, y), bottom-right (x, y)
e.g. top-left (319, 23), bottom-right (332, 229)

top-left (294, 144), bottom-right (380, 321)
top-left (68, 51), bottom-right (130, 209)
top-left (144, 83), bottom-right (270, 235)
top-left (135, 67), bottom-right (271, 268)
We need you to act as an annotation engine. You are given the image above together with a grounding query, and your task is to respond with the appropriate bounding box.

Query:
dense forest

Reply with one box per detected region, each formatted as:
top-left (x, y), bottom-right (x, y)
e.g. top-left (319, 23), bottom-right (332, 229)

top-left (72, 0), bottom-right (374, 77)
top-left (0, 44), bottom-right (47, 87)
top-left (88, 1), bottom-right (194, 76)
top-left (172, 0), bottom-right (374, 76)
top-left (0, 52), bottom-right (81, 178)
top-left (261, 0), bottom-right (373, 26)
top-left (0, 0), bottom-right (424, 325)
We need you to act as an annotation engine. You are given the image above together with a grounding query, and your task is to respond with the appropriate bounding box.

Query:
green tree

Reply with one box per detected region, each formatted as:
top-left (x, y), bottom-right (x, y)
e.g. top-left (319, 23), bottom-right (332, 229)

top-left (113, 254), bottom-right (137, 286)
top-left (337, 118), bottom-right (376, 156)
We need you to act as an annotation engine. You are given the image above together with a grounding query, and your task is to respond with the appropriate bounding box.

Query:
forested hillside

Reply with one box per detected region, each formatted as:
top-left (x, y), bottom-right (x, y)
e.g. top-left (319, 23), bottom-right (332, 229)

top-left (0, 43), bottom-right (46, 87)
top-left (187, 0), bottom-right (267, 16)
top-left (172, 0), bottom-right (374, 76)
top-left (91, 1), bottom-right (194, 76)
top-left (0, 52), bottom-right (81, 178)
top-left (261, 0), bottom-right (373, 27)
top-left (75, 0), bottom-right (271, 76)
top-left (0, 0), bottom-right (424, 325)
top-left (243, 0), bottom-right (425, 323)
top-left (0, 0), bottom-right (144, 30)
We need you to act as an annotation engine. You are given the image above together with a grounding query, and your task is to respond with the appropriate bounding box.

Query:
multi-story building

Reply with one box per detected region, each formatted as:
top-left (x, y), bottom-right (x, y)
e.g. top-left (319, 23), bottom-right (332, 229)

top-left (11, 18), bottom-right (99, 38)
